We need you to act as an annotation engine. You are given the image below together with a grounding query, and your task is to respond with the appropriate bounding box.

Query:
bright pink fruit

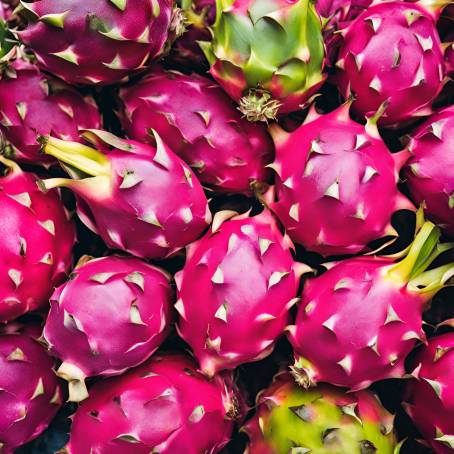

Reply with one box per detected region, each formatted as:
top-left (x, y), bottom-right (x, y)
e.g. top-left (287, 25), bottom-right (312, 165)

top-left (0, 332), bottom-right (62, 454)
top-left (41, 130), bottom-right (211, 260)
top-left (288, 220), bottom-right (454, 390)
top-left (336, 1), bottom-right (445, 127)
top-left (0, 157), bottom-right (75, 324)
top-left (175, 209), bottom-right (304, 376)
top-left (404, 107), bottom-right (454, 237)
top-left (19, 0), bottom-right (173, 85)
top-left (119, 68), bottom-right (274, 195)
top-left (404, 332), bottom-right (454, 454)
top-left (68, 353), bottom-right (241, 454)
top-left (0, 59), bottom-right (101, 164)
top-left (43, 255), bottom-right (174, 402)
top-left (267, 103), bottom-right (413, 256)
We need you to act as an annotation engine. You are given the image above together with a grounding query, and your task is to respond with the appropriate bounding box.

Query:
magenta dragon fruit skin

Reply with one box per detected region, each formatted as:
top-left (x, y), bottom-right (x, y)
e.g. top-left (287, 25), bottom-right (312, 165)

top-left (68, 353), bottom-right (241, 454)
top-left (43, 255), bottom-right (173, 402)
top-left (288, 219), bottom-right (454, 390)
top-left (404, 332), bottom-right (454, 454)
top-left (404, 106), bottom-right (454, 237)
top-left (0, 333), bottom-right (62, 454)
top-left (335, 1), bottom-right (445, 127)
top-left (0, 157), bottom-right (75, 324)
top-left (19, 0), bottom-right (173, 85)
top-left (119, 68), bottom-right (274, 195)
top-left (266, 103), bottom-right (413, 257)
top-left (41, 130), bottom-right (211, 260)
top-left (0, 58), bottom-right (101, 164)
top-left (175, 209), bottom-right (305, 376)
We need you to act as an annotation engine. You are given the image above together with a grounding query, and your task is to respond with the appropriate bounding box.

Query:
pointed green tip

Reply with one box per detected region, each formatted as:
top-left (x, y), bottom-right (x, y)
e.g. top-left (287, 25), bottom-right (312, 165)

top-left (238, 89), bottom-right (281, 122)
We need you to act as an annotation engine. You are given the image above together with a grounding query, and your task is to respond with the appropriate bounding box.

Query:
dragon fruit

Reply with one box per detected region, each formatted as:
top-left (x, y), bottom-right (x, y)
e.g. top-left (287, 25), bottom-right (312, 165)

top-left (0, 157), bottom-right (75, 324)
top-left (288, 216), bottom-right (454, 390)
top-left (40, 130), bottom-right (211, 260)
top-left (199, 0), bottom-right (325, 121)
top-left (404, 106), bottom-right (454, 237)
top-left (68, 353), bottom-right (241, 454)
top-left (404, 332), bottom-right (454, 454)
top-left (0, 332), bottom-right (62, 454)
top-left (244, 372), bottom-right (398, 454)
top-left (43, 255), bottom-right (173, 402)
top-left (168, 0), bottom-right (215, 70)
top-left (119, 68), bottom-right (274, 195)
top-left (0, 57), bottom-right (101, 164)
top-left (335, 1), bottom-right (445, 127)
top-left (18, 0), bottom-right (174, 85)
top-left (266, 102), bottom-right (413, 256)
top-left (175, 209), bottom-right (305, 376)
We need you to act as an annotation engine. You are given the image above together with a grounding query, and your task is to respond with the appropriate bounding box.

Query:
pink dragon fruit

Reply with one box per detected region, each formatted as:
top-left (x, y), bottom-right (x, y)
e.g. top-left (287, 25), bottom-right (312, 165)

top-left (0, 156), bottom-right (75, 324)
top-left (43, 255), bottom-right (173, 402)
top-left (175, 209), bottom-right (305, 376)
top-left (244, 372), bottom-right (398, 454)
top-left (40, 130), bottom-right (211, 260)
top-left (404, 332), bottom-right (454, 453)
top-left (119, 68), bottom-right (274, 195)
top-left (68, 353), bottom-right (241, 454)
top-left (169, 0), bottom-right (216, 70)
top-left (288, 216), bottom-right (454, 390)
top-left (266, 102), bottom-right (413, 256)
top-left (0, 332), bottom-right (62, 453)
top-left (0, 58), bottom-right (101, 164)
top-left (18, 0), bottom-right (174, 85)
top-left (335, 1), bottom-right (445, 127)
top-left (404, 106), bottom-right (454, 237)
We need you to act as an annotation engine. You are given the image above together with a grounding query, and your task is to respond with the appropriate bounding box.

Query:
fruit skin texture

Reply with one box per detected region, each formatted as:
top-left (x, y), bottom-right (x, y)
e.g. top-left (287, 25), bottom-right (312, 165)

top-left (267, 103), bottom-right (412, 256)
top-left (0, 59), bottom-right (101, 164)
top-left (200, 0), bottom-right (325, 121)
top-left (404, 106), bottom-right (454, 237)
top-left (244, 373), bottom-right (397, 454)
top-left (175, 210), bottom-right (301, 376)
top-left (68, 353), bottom-right (239, 454)
top-left (169, 0), bottom-right (215, 70)
top-left (336, 1), bottom-right (445, 127)
top-left (19, 0), bottom-right (173, 85)
top-left (0, 333), bottom-right (62, 454)
top-left (0, 158), bottom-right (75, 324)
top-left (42, 130), bottom-right (211, 260)
top-left (43, 255), bottom-right (174, 402)
top-left (119, 68), bottom-right (274, 195)
top-left (404, 332), bottom-right (454, 454)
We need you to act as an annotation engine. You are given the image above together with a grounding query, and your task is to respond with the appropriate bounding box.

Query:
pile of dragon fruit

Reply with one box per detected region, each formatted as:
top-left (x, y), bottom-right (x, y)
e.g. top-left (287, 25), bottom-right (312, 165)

top-left (0, 0), bottom-right (453, 453)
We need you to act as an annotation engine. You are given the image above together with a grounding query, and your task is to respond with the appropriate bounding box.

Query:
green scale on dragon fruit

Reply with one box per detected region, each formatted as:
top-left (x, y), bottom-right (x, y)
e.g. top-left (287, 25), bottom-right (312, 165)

top-left (288, 212), bottom-right (454, 390)
top-left (119, 66), bottom-right (274, 195)
top-left (0, 157), bottom-right (75, 324)
top-left (404, 332), bottom-right (454, 454)
top-left (243, 372), bottom-right (399, 454)
top-left (18, 0), bottom-right (174, 85)
top-left (39, 129), bottom-right (211, 260)
top-left (199, 0), bottom-right (326, 121)
top-left (264, 102), bottom-right (414, 256)
top-left (175, 209), bottom-right (308, 376)
top-left (67, 353), bottom-right (244, 454)
top-left (43, 255), bottom-right (174, 402)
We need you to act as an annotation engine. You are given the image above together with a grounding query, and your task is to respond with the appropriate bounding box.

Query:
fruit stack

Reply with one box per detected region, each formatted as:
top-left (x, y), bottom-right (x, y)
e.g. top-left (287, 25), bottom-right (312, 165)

top-left (0, 1), bottom-right (453, 453)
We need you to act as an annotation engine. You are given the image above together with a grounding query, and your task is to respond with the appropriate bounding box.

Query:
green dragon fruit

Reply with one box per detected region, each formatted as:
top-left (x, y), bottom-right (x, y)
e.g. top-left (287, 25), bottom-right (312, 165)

top-left (244, 372), bottom-right (399, 454)
top-left (199, 0), bottom-right (326, 121)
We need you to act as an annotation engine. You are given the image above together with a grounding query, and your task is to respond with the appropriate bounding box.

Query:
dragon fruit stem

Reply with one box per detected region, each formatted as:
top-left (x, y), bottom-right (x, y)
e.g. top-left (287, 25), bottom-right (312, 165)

top-left (238, 89), bottom-right (282, 122)
top-left (41, 136), bottom-right (110, 177)
top-left (0, 155), bottom-right (21, 174)
top-left (387, 221), bottom-right (454, 294)
top-left (57, 362), bottom-right (88, 403)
